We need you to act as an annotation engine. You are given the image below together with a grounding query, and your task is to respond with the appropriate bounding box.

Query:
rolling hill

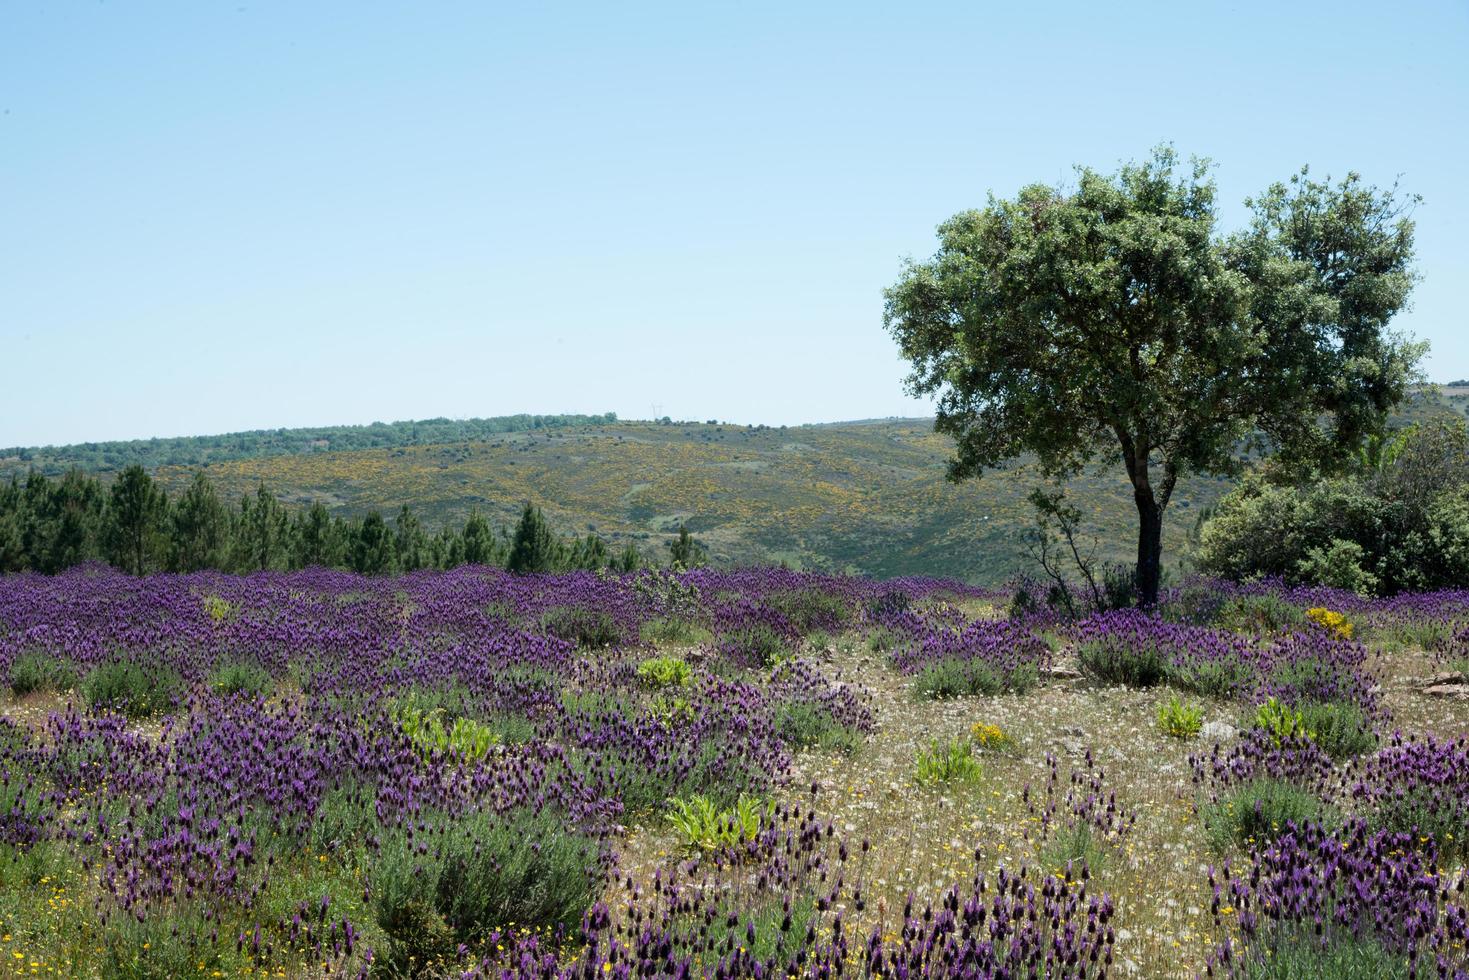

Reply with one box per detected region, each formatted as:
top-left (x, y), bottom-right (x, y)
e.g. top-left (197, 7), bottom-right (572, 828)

top-left (4, 388), bottom-right (1462, 584)
top-left (134, 418), bottom-right (1229, 584)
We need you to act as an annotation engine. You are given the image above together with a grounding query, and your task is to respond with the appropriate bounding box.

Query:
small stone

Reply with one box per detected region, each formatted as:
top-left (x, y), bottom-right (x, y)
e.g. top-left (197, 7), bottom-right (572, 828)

top-left (1201, 721), bottom-right (1239, 741)
top-left (1423, 671), bottom-right (1467, 687)
top-left (1422, 684), bottom-right (1469, 700)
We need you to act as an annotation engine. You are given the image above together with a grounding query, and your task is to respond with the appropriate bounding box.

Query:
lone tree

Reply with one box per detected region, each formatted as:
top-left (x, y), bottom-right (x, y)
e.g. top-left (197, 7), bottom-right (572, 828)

top-left (885, 147), bottom-right (1421, 606)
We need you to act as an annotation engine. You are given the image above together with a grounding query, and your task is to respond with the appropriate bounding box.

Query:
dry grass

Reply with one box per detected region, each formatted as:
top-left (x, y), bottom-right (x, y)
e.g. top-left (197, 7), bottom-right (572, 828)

top-left (620, 627), bottom-right (1468, 978)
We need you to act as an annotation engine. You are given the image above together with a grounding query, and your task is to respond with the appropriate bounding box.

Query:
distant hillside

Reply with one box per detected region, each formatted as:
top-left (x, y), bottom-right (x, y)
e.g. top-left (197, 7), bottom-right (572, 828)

top-left (4, 389), bottom-right (1461, 585)
top-left (121, 418), bottom-right (1224, 584)
top-left (0, 413), bottom-right (620, 477)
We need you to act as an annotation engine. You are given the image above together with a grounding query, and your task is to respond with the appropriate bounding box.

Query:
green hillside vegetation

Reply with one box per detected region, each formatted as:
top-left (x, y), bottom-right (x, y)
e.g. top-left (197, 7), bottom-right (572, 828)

top-left (142, 419), bottom-right (1229, 584)
top-left (1, 391), bottom-right (1458, 585)
top-left (0, 413), bottom-right (619, 476)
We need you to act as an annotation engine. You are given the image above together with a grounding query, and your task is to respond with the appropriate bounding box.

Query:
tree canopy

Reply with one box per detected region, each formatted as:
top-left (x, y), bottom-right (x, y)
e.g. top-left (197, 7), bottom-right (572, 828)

top-left (885, 146), bottom-right (1421, 604)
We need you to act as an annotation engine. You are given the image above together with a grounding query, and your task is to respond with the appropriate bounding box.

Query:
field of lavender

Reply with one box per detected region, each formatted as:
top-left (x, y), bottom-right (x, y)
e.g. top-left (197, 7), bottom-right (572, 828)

top-left (0, 567), bottom-right (1467, 979)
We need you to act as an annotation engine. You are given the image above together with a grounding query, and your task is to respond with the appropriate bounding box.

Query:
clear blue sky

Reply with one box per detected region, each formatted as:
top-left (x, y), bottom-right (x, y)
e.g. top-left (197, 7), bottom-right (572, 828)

top-left (2, 1), bottom-right (1466, 447)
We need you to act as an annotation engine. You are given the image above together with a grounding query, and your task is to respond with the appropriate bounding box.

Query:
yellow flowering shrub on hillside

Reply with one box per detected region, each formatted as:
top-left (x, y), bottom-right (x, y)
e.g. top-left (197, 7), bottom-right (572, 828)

top-left (1305, 607), bottom-right (1353, 640)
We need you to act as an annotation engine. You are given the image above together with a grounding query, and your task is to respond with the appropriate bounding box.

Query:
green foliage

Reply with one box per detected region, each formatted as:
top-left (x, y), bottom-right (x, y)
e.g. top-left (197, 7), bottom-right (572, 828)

top-left (913, 658), bottom-right (1039, 699)
top-left (639, 616), bottom-right (712, 646)
top-left (1237, 928), bottom-right (1409, 980)
top-left (1216, 594), bottom-right (1306, 634)
top-left (665, 794), bottom-right (773, 851)
top-left (772, 701), bottom-right (863, 755)
top-left (2, 413), bottom-right (619, 477)
top-left (886, 147), bottom-right (1420, 605)
top-left (1041, 823), bottom-right (1108, 873)
top-left (209, 661), bottom-right (272, 698)
top-left (636, 654), bottom-right (692, 688)
top-left (8, 650), bottom-right (77, 696)
top-left (309, 784), bottom-right (379, 859)
top-left (372, 807), bottom-right (602, 966)
top-left (667, 522), bottom-right (707, 569)
top-left (1077, 638), bottom-right (1167, 687)
top-left (1294, 701), bottom-right (1376, 759)
top-left (865, 625), bottom-right (904, 653)
top-left (540, 605), bottom-right (621, 648)
top-left (718, 623), bottom-right (789, 667)
top-left (102, 464), bottom-right (168, 575)
top-left (349, 510), bottom-right (395, 575)
top-left (1169, 657), bottom-right (1254, 699)
top-left (1296, 539), bottom-right (1378, 596)
top-left (648, 692), bottom-right (694, 725)
top-left (1156, 695), bottom-right (1203, 739)
top-left (393, 704), bottom-right (500, 763)
top-left (914, 737), bottom-right (983, 786)
top-left (1370, 785), bottom-right (1469, 859)
top-left (82, 662), bottom-right (180, 718)
top-left (1200, 420), bottom-right (1469, 595)
top-left (100, 911), bottom-right (237, 980)
top-left (507, 502), bottom-right (560, 574)
top-left (1253, 698), bottom-right (1313, 746)
top-left (201, 593), bottom-right (233, 624)
top-left (1203, 779), bottom-right (1332, 850)
top-left (766, 588), bottom-right (852, 634)
top-left (170, 471), bottom-right (229, 572)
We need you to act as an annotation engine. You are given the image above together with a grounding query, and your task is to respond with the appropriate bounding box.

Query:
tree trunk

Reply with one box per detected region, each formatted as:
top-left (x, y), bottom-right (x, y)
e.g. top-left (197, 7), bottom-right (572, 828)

top-left (1134, 488), bottom-right (1163, 607)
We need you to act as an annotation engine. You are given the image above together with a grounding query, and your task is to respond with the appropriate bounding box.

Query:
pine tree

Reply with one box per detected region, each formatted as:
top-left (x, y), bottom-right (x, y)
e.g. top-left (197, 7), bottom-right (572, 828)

top-left (612, 541), bottom-right (642, 573)
top-left (393, 505), bottom-right (428, 571)
top-left (42, 470), bottom-right (104, 573)
top-left (290, 502), bottom-right (343, 569)
top-left (667, 523), bottom-right (706, 570)
top-left (460, 509), bottom-right (500, 566)
top-left (236, 484), bottom-right (289, 571)
top-left (104, 465), bottom-right (167, 575)
top-left (170, 471), bottom-right (228, 571)
top-left (351, 510), bottom-right (394, 575)
top-left (507, 503), bottom-right (559, 574)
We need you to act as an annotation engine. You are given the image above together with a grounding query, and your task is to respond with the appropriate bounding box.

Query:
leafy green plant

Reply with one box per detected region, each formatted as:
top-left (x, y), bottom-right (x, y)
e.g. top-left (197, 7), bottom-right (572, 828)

top-left (82, 662), bottom-right (180, 718)
top-left (913, 658), bottom-right (1039, 699)
top-left (1076, 639), bottom-right (1167, 686)
top-left (666, 794), bottom-right (773, 851)
top-left (639, 616), bottom-right (712, 646)
top-left (1217, 594), bottom-right (1305, 634)
top-left (772, 701), bottom-right (862, 755)
top-left (1203, 778), bottom-right (1333, 850)
top-left (1294, 700), bottom-right (1376, 759)
top-left (373, 807), bottom-right (602, 968)
top-left (394, 704), bottom-right (500, 763)
top-left (8, 650), bottom-right (77, 696)
top-left (914, 737), bottom-right (983, 786)
top-left (201, 594), bottom-right (234, 624)
top-left (718, 623), bottom-right (789, 667)
top-left (649, 692), bottom-right (695, 724)
top-left (1254, 698), bottom-right (1313, 746)
top-left (209, 661), bottom-right (272, 698)
top-left (1041, 822), bottom-right (1108, 873)
top-left (637, 654), bottom-right (692, 688)
top-left (1156, 694), bottom-right (1203, 739)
